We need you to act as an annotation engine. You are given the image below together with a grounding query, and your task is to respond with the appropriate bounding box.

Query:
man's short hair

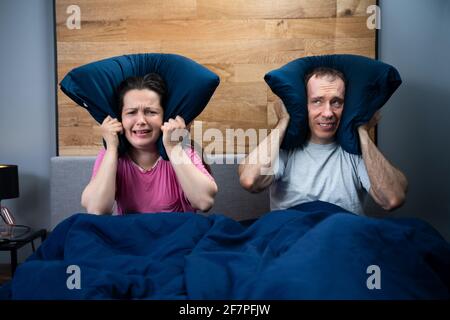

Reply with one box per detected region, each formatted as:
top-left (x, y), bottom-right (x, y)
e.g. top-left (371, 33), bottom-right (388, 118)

top-left (304, 67), bottom-right (346, 87)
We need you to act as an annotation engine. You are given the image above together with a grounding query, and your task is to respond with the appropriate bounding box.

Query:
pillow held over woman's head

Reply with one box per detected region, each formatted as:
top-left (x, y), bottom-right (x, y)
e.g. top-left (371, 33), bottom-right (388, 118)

top-left (60, 53), bottom-right (220, 159)
top-left (264, 54), bottom-right (402, 154)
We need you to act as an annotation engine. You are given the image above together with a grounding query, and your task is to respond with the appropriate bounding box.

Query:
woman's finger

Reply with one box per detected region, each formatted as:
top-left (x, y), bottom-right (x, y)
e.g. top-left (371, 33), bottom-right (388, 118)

top-left (102, 116), bottom-right (111, 124)
top-left (175, 115), bottom-right (184, 123)
top-left (111, 126), bottom-right (122, 133)
top-left (175, 116), bottom-right (186, 128)
top-left (111, 122), bottom-right (122, 129)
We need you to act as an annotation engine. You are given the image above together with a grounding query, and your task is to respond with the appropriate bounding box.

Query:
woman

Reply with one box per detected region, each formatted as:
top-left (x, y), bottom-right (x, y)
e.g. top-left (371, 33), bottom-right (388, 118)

top-left (81, 73), bottom-right (218, 214)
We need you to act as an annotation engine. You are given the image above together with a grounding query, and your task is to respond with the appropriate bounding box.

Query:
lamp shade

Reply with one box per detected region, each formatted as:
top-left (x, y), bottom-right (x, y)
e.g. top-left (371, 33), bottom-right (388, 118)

top-left (0, 165), bottom-right (19, 200)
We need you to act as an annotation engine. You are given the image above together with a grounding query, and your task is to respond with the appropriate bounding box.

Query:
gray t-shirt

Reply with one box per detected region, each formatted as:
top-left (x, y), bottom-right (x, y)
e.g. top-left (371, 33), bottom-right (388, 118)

top-left (270, 141), bottom-right (371, 215)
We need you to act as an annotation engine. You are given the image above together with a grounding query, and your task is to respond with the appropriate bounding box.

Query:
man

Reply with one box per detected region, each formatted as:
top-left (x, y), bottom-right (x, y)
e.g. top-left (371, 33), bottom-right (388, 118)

top-left (239, 67), bottom-right (407, 214)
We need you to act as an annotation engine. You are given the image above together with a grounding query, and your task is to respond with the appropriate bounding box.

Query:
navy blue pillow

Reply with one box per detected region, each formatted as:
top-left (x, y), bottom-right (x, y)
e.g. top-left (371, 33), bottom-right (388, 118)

top-left (264, 54), bottom-right (402, 154)
top-left (60, 53), bottom-right (220, 159)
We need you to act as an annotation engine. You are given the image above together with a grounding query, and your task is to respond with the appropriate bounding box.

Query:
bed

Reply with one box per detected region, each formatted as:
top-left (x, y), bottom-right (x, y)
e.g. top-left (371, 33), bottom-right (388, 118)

top-left (0, 155), bottom-right (449, 300)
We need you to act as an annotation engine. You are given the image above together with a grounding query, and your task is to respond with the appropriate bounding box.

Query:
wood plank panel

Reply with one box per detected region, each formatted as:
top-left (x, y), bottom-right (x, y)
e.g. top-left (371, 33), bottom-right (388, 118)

top-left (337, 0), bottom-right (376, 17)
top-left (191, 120), bottom-right (272, 154)
top-left (57, 41), bottom-right (162, 64)
top-left (162, 39), bottom-right (305, 64)
top-left (56, 20), bottom-right (128, 42)
top-left (276, 17), bottom-right (374, 39)
top-left (304, 38), bottom-right (375, 57)
top-left (56, 0), bottom-right (376, 155)
top-left (196, 0), bottom-right (337, 19)
top-left (57, 16), bottom-right (373, 43)
top-left (59, 125), bottom-right (102, 146)
top-left (56, 0), bottom-right (197, 23)
top-left (232, 64), bottom-right (283, 83)
top-left (127, 20), bottom-right (268, 41)
top-left (60, 146), bottom-right (103, 156)
top-left (201, 83), bottom-right (267, 111)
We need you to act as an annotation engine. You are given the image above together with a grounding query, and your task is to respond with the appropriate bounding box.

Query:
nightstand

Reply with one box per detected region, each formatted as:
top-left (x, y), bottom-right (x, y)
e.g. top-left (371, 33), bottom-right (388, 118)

top-left (0, 228), bottom-right (47, 276)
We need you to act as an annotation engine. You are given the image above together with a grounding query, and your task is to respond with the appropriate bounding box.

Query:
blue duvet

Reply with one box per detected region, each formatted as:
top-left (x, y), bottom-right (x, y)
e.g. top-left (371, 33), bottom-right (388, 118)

top-left (2, 201), bottom-right (449, 299)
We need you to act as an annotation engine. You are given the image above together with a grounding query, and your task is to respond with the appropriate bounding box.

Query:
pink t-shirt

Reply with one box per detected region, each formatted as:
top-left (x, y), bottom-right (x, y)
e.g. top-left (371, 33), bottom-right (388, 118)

top-left (91, 148), bottom-right (214, 214)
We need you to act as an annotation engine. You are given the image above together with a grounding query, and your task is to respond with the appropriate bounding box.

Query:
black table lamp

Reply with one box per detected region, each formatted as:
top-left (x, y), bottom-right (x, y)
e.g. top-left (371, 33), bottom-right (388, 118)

top-left (0, 165), bottom-right (20, 235)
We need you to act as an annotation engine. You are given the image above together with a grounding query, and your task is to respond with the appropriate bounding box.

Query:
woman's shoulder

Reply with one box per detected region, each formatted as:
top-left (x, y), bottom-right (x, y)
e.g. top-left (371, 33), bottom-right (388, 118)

top-left (96, 147), bottom-right (107, 157)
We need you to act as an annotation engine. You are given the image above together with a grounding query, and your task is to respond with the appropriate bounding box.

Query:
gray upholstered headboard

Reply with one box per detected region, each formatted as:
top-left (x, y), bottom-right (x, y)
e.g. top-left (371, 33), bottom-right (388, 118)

top-left (50, 155), bottom-right (270, 229)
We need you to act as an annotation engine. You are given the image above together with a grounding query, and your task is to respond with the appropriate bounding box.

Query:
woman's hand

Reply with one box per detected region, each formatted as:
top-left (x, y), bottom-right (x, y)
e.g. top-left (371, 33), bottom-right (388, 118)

top-left (161, 116), bottom-right (188, 151)
top-left (101, 116), bottom-right (123, 149)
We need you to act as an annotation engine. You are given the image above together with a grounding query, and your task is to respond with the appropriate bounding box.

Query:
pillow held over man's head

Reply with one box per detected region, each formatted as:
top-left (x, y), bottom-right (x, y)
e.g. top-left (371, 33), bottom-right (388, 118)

top-left (60, 53), bottom-right (220, 159)
top-left (264, 54), bottom-right (402, 154)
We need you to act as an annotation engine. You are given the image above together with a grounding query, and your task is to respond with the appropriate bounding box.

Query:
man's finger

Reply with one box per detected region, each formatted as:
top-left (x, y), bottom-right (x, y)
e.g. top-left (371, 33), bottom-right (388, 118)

top-left (375, 111), bottom-right (382, 121)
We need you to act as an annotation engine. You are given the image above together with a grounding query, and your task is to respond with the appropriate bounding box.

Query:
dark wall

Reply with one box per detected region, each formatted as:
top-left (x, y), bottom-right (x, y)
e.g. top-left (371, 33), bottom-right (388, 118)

top-left (368, 0), bottom-right (450, 241)
top-left (0, 0), bottom-right (56, 261)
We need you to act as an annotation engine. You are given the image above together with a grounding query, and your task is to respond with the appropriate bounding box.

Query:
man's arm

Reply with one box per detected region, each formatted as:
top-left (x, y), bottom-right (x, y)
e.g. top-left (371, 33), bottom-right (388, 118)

top-left (358, 111), bottom-right (408, 211)
top-left (238, 101), bottom-right (290, 193)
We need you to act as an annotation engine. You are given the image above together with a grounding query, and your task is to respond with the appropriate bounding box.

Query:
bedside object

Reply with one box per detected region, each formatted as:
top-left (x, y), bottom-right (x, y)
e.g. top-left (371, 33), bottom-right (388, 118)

top-left (0, 228), bottom-right (47, 276)
top-left (0, 164), bottom-right (29, 239)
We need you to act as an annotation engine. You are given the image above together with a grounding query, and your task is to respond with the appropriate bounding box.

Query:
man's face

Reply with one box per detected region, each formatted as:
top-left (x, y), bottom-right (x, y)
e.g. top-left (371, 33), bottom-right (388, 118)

top-left (306, 75), bottom-right (345, 144)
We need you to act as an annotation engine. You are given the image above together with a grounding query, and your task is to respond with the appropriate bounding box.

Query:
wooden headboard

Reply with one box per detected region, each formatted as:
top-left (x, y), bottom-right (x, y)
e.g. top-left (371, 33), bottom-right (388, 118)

top-left (55, 0), bottom-right (376, 156)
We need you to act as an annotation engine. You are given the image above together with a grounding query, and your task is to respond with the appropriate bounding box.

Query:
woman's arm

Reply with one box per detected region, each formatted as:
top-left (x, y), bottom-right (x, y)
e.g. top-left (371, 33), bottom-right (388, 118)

top-left (358, 111), bottom-right (408, 211)
top-left (162, 117), bottom-right (218, 212)
top-left (81, 116), bottom-right (122, 214)
top-left (238, 100), bottom-right (290, 193)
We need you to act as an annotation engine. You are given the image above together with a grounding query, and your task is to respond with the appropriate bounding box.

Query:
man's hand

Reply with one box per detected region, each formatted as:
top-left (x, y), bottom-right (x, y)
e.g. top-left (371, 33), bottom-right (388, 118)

top-left (358, 111), bottom-right (381, 133)
top-left (161, 116), bottom-right (188, 151)
top-left (357, 110), bottom-right (408, 211)
top-left (100, 116), bottom-right (123, 150)
top-left (273, 100), bottom-right (290, 126)
top-left (238, 99), bottom-right (290, 193)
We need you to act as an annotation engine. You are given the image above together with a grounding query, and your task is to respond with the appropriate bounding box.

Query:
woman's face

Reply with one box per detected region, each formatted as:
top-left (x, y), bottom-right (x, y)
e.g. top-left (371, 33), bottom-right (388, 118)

top-left (121, 89), bottom-right (164, 150)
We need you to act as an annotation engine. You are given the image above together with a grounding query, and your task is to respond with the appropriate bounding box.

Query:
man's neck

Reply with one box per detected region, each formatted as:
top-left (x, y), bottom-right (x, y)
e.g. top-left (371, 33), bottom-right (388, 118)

top-left (308, 136), bottom-right (336, 145)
